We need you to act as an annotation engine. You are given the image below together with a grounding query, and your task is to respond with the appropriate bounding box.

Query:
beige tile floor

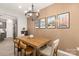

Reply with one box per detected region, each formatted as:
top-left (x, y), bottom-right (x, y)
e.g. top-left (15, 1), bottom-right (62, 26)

top-left (0, 38), bottom-right (14, 56)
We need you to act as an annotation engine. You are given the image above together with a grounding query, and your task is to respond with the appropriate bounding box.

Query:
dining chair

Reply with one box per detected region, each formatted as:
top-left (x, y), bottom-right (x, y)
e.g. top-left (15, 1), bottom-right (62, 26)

top-left (19, 41), bottom-right (33, 56)
top-left (13, 38), bottom-right (22, 56)
top-left (39, 39), bottom-right (60, 56)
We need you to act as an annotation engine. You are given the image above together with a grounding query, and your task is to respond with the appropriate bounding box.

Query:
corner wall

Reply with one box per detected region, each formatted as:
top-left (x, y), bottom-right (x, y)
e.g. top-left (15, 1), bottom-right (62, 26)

top-left (27, 3), bottom-right (79, 53)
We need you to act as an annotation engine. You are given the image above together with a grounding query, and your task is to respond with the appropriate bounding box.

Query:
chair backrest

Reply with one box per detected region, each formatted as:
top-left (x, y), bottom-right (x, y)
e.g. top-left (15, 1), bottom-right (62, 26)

top-left (51, 39), bottom-right (60, 56)
top-left (20, 41), bottom-right (27, 49)
top-left (14, 39), bottom-right (20, 44)
top-left (14, 38), bottom-right (20, 48)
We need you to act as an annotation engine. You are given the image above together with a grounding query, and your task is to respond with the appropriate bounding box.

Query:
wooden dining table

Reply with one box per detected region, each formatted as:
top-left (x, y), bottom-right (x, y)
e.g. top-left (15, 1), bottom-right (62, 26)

top-left (16, 36), bottom-right (51, 56)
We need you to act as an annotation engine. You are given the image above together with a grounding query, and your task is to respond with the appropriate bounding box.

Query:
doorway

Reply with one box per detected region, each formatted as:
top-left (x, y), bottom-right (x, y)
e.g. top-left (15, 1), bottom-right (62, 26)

top-left (0, 14), bottom-right (18, 40)
top-left (0, 18), bottom-right (6, 41)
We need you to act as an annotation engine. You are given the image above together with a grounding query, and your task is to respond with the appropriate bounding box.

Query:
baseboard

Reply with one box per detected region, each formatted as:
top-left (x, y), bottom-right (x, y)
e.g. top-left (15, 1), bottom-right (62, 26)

top-left (58, 50), bottom-right (76, 56)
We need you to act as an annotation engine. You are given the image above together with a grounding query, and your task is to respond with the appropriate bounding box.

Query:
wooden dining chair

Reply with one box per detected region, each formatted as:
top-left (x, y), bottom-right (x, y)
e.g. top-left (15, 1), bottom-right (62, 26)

top-left (39, 39), bottom-right (60, 56)
top-left (13, 38), bottom-right (21, 56)
top-left (19, 41), bottom-right (33, 56)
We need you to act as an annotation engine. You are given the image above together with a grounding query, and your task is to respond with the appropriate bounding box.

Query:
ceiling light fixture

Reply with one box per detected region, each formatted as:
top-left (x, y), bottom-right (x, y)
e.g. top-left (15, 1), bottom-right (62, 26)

top-left (25, 4), bottom-right (40, 21)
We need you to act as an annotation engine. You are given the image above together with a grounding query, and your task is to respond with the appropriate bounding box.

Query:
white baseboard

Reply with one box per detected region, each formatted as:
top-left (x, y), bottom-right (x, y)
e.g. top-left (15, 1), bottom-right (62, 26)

top-left (58, 50), bottom-right (76, 56)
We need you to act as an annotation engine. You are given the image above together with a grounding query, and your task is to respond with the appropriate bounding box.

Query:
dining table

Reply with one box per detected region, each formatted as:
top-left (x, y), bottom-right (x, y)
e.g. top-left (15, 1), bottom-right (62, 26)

top-left (16, 36), bottom-right (51, 56)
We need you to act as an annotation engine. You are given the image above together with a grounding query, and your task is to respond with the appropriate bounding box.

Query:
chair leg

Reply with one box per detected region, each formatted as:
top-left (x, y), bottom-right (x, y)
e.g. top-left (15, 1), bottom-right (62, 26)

top-left (18, 48), bottom-right (22, 56)
top-left (21, 49), bottom-right (26, 56)
top-left (24, 50), bottom-right (27, 56)
top-left (33, 48), bottom-right (37, 56)
top-left (55, 50), bottom-right (58, 56)
top-left (20, 50), bottom-right (23, 56)
top-left (17, 48), bottom-right (19, 56)
top-left (53, 51), bottom-right (57, 56)
top-left (24, 52), bottom-right (26, 56)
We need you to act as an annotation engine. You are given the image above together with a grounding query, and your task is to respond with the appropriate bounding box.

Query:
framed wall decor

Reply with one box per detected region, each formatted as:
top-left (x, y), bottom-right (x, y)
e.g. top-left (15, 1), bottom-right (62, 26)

top-left (40, 18), bottom-right (46, 28)
top-left (47, 16), bottom-right (56, 29)
top-left (35, 20), bottom-right (40, 28)
top-left (57, 12), bottom-right (70, 29)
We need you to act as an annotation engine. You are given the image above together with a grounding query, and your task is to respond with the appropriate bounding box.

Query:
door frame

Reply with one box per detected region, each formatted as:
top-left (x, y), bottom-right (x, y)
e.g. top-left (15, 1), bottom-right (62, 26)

top-left (13, 18), bottom-right (18, 39)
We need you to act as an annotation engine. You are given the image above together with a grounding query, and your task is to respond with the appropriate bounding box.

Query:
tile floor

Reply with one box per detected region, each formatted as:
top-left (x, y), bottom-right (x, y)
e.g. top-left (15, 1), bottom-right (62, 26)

top-left (0, 38), bottom-right (14, 56)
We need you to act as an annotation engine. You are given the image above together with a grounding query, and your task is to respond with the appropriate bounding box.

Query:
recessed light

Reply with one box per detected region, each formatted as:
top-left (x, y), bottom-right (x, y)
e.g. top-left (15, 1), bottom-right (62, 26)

top-left (18, 6), bottom-right (22, 8)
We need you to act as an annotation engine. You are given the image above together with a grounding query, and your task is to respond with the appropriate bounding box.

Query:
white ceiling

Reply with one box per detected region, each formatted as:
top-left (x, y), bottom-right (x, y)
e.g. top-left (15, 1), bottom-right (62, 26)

top-left (0, 3), bottom-right (52, 14)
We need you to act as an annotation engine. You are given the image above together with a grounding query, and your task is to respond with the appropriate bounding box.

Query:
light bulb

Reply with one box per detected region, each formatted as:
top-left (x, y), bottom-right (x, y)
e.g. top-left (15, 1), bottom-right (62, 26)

top-left (36, 13), bottom-right (39, 16)
top-left (29, 13), bottom-right (32, 16)
top-left (24, 10), bottom-right (27, 13)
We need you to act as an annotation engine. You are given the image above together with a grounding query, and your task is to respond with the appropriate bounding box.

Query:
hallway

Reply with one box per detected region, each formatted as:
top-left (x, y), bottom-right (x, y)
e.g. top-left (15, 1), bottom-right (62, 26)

top-left (0, 38), bottom-right (14, 56)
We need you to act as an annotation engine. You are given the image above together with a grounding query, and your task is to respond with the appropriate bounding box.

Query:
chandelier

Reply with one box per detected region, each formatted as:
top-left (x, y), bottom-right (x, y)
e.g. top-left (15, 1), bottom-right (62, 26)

top-left (25, 4), bottom-right (40, 21)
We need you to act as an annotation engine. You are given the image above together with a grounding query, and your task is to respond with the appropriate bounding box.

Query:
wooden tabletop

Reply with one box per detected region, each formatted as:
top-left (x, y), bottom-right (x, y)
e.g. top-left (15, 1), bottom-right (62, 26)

top-left (16, 36), bottom-right (51, 49)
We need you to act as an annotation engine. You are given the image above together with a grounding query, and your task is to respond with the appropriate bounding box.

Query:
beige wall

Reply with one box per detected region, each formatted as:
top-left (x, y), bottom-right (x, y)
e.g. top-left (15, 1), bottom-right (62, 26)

top-left (27, 3), bottom-right (79, 54)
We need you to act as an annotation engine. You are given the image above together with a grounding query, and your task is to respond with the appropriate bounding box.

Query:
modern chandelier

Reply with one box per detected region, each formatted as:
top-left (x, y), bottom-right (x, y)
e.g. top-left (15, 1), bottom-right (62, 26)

top-left (25, 4), bottom-right (40, 21)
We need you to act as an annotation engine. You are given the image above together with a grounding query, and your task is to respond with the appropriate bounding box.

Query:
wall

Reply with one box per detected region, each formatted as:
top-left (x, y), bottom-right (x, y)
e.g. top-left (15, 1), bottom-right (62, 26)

top-left (6, 19), bottom-right (13, 37)
top-left (0, 9), bottom-right (27, 37)
top-left (27, 3), bottom-right (79, 54)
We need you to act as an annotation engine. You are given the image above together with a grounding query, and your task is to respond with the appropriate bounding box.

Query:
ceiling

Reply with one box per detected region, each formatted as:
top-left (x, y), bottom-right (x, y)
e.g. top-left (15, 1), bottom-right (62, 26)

top-left (0, 3), bottom-right (52, 14)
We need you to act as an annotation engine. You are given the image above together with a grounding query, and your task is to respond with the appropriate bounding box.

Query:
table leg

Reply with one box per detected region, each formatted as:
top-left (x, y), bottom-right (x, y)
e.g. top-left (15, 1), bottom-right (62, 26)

top-left (33, 48), bottom-right (37, 56)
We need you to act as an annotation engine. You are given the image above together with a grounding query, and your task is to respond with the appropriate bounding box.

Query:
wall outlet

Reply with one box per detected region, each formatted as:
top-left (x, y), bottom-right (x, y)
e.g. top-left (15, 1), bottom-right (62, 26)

top-left (76, 47), bottom-right (79, 51)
